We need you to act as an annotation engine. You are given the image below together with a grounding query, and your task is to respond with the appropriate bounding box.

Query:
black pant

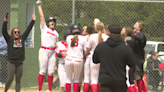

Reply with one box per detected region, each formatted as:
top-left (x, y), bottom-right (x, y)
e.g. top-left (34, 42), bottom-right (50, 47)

top-left (129, 67), bottom-right (135, 84)
top-left (101, 84), bottom-right (127, 92)
top-left (0, 55), bottom-right (8, 83)
top-left (4, 61), bottom-right (23, 92)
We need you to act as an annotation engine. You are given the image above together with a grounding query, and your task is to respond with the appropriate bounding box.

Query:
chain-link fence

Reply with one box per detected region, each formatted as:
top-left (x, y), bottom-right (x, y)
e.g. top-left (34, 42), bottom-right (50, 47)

top-left (1, 0), bottom-right (164, 91)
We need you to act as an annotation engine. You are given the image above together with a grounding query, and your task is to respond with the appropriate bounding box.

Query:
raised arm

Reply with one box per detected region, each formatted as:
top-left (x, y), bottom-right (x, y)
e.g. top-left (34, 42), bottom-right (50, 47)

top-left (36, 0), bottom-right (45, 27)
top-left (21, 14), bottom-right (36, 40)
top-left (2, 15), bottom-right (10, 42)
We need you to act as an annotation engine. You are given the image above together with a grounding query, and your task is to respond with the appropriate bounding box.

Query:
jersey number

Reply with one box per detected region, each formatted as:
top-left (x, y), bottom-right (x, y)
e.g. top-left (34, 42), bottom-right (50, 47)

top-left (71, 38), bottom-right (79, 47)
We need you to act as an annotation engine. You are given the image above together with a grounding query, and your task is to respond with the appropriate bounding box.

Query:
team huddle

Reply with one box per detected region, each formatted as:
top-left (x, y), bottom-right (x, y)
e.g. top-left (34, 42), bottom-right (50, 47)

top-left (36, 0), bottom-right (147, 92)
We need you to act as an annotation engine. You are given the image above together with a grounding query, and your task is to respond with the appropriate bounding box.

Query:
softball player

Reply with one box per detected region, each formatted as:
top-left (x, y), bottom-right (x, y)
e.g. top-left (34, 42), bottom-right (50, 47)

top-left (85, 22), bottom-right (109, 92)
top-left (36, 0), bottom-right (59, 92)
top-left (83, 24), bottom-right (95, 92)
top-left (55, 29), bottom-right (70, 92)
top-left (77, 26), bottom-right (88, 92)
top-left (65, 23), bottom-right (85, 92)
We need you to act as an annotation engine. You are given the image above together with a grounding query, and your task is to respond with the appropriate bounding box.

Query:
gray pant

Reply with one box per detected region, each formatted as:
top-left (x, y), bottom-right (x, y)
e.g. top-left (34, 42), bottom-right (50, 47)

top-left (1, 55), bottom-right (8, 83)
top-left (4, 61), bottom-right (23, 92)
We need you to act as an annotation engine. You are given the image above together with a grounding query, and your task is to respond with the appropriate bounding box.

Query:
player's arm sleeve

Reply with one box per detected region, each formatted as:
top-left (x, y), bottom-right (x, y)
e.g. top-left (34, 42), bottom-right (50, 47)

top-left (55, 43), bottom-right (62, 58)
top-left (2, 21), bottom-right (9, 42)
top-left (85, 36), bottom-right (92, 56)
top-left (56, 52), bottom-right (63, 58)
top-left (126, 48), bottom-right (136, 68)
top-left (93, 44), bottom-right (100, 64)
top-left (21, 20), bottom-right (35, 40)
top-left (86, 36), bottom-right (92, 49)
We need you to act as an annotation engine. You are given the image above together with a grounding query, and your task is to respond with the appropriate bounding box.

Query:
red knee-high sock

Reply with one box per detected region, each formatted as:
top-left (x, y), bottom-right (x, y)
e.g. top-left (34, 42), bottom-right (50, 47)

top-left (83, 83), bottom-right (90, 92)
top-left (142, 80), bottom-right (147, 92)
top-left (38, 74), bottom-right (44, 91)
top-left (66, 83), bottom-right (71, 92)
top-left (48, 75), bottom-right (53, 91)
top-left (97, 83), bottom-right (100, 92)
top-left (137, 79), bottom-right (147, 92)
top-left (137, 79), bottom-right (143, 92)
top-left (73, 83), bottom-right (79, 92)
top-left (78, 86), bottom-right (81, 92)
top-left (91, 84), bottom-right (97, 92)
top-left (89, 85), bottom-right (92, 92)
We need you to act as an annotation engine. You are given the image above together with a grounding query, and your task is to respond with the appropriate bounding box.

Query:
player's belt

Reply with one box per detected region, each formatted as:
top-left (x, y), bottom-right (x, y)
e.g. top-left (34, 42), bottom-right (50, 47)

top-left (41, 46), bottom-right (55, 50)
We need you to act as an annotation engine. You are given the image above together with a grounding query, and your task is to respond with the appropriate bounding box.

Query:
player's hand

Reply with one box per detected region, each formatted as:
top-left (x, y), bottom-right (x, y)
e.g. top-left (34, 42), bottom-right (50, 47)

top-left (62, 52), bottom-right (67, 57)
top-left (54, 42), bottom-right (58, 48)
top-left (4, 15), bottom-right (9, 22)
top-left (36, 0), bottom-right (42, 6)
top-left (32, 14), bottom-right (36, 21)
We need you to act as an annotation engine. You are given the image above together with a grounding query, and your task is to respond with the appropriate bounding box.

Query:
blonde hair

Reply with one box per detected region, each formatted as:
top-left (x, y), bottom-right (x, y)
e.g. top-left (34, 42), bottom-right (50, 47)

top-left (96, 22), bottom-right (104, 43)
top-left (71, 34), bottom-right (78, 47)
top-left (137, 21), bottom-right (145, 31)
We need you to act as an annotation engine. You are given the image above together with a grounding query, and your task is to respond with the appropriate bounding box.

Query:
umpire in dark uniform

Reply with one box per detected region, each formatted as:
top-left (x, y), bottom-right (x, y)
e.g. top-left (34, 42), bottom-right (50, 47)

top-left (93, 24), bottom-right (136, 92)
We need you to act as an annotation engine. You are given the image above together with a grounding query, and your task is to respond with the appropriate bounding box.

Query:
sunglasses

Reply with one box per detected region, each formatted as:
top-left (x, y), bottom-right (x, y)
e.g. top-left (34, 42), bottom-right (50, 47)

top-left (49, 23), bottom-right (54, 26)
top-left (14, 31), bottom-right (20, 34)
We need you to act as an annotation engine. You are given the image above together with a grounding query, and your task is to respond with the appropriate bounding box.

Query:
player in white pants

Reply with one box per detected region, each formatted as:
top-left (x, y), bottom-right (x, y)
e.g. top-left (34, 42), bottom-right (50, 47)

top-left (36, 0), bottom-right (59, 92)
top-left (55, 29), bottom-right (70, 92)
top-left (77, 26), bottom-right (88, 92)
top-left (65, 23), bottom-right (85, 92)
top-left (85, 22), bottom-right (109, 92)
top-left (83, 24), bottom-right (96, 92)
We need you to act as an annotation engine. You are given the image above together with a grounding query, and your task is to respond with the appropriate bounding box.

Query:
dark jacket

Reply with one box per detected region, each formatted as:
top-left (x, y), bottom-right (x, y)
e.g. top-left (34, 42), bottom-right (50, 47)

top-left (2, 20), bottom-right (35, 62)
top-left (93, 37), bottom-right (136, 84)
top-left (133, 31), bottom-right (147, 77)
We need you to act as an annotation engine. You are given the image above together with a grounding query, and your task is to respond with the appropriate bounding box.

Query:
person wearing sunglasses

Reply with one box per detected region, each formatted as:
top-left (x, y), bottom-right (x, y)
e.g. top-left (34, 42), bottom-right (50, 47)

top-left (2, 14), bottom-right (36, 92)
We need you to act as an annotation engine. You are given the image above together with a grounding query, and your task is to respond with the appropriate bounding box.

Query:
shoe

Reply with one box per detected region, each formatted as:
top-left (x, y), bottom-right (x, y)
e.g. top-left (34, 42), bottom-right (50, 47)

top-left (46, 90), bottom-right (51, 92)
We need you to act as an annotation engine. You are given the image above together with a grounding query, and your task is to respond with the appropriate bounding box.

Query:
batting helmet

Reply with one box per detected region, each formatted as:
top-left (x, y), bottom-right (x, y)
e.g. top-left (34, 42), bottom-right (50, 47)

top-left (45, 17), bottom-right (56, 27)
top-left (63, 28), bottom-right (71, 40)
top-left (70, 23), bottom-right (81, 34)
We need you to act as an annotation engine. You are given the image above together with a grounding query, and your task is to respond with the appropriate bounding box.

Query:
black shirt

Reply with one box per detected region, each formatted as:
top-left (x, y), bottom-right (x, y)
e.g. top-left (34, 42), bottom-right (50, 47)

top-left (93, 37), bottom-right (136, 84)
top-left (2, 20), bottom-right (35, 62)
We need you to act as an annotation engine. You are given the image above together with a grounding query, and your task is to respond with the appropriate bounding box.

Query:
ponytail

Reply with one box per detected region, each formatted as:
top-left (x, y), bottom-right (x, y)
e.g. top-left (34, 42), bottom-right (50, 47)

top-left (95, 22), bottom-right (104, 43)
top-left (98, 31), bottom-right (102, 43)
top-left (71, 34), bottom-right (78, 47)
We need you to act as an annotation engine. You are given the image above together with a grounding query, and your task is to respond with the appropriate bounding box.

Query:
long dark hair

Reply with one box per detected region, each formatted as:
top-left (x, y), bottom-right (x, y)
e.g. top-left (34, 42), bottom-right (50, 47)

top-left (86, 23), bottom-right (95, 35)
